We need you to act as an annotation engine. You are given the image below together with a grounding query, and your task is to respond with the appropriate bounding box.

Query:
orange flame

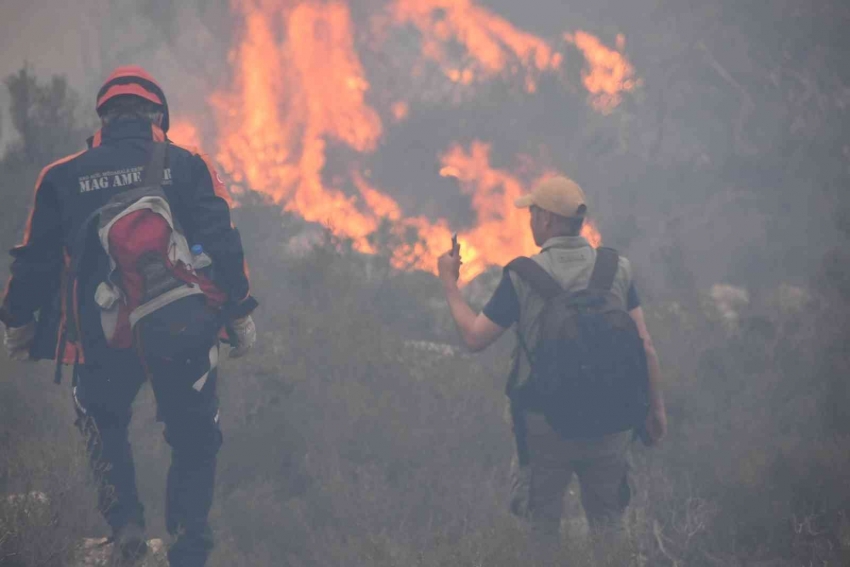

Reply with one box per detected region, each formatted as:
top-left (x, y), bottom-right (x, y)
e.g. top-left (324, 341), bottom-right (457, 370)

top-left (439, 142), bottom-right (535, 278)
top-left (204, 0), bottom-right (620, 282)
top-left (168, 119), bottom-right (202, 150)
top-left (565, 31), bottom-right (639, 113)
top-left (440, 142), bottom-right (601, 279)
top-left (387, 0), bottom-right (561, 93)
top-left (213, 0), bottom-right (384, 250)
top-left (391, 101), bottom-right (410, 122)
top-left (583, 218), bottom-right (602, 248)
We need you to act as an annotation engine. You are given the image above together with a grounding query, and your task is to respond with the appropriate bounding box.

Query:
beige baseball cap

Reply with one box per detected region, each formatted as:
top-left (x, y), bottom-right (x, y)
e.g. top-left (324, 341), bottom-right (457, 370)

top-left (514, 175), bottom-right (587, 218)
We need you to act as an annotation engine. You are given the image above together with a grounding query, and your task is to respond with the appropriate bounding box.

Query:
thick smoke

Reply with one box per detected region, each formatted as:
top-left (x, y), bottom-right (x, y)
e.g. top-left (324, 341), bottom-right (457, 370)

top-left (2, 2), bottom-right (850, 565)
top-left (4, 0), bottom-right (848, 295)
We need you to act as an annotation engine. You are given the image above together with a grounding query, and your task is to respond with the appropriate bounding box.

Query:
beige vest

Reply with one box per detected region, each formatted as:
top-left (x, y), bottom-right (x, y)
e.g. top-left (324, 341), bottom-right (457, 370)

top-left (506, 236), bottom-right (633, 396)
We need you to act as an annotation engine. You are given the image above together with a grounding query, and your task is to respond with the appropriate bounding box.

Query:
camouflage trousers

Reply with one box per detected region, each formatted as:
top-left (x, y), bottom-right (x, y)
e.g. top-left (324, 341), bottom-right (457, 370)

top-left (509, 409), bottom-right (633, 542)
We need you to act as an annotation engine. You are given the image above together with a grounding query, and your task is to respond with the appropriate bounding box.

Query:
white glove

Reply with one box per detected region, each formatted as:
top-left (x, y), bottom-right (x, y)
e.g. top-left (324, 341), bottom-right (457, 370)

top-left (3, 321), bottom-right (36, 361)
top-left (227, 315), bottom-right (256, 358)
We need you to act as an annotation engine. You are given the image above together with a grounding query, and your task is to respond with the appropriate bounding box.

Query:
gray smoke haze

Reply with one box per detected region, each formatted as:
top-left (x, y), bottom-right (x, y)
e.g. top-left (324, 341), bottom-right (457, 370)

top-left (2, 0), bottom-right (848, 296)
top-left (2, 3), bottom-right (850, 565)
top-left (0, 1), bottom-right (231, 149)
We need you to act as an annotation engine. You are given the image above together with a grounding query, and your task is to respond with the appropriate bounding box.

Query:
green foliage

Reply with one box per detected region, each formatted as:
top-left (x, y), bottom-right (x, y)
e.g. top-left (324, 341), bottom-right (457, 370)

top-left (0, 358), bottom-right (102, 567)
top-left (0, 69), bottom-right (93, 257)
top-left (3, 68), bottom-right (90, 169)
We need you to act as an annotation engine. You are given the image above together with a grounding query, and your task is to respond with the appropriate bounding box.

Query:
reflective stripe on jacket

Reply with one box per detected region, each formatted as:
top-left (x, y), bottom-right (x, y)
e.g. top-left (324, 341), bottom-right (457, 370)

top-left (0, 118), bottom-right (256, 361)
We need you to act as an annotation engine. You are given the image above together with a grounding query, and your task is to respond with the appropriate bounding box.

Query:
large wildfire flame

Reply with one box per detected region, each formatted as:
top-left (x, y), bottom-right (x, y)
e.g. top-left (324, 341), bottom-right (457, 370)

top-left (171, 0), bottom-right (631, 281)
top-left (385, 0), bottom-right (561, 93)
top-left (565, 31), bottom-right (640, 113)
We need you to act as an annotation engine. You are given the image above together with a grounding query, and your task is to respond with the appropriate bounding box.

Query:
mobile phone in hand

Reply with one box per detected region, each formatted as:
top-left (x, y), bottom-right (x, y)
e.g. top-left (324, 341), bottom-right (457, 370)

top-left (451, 232), bottom-right (458, 256)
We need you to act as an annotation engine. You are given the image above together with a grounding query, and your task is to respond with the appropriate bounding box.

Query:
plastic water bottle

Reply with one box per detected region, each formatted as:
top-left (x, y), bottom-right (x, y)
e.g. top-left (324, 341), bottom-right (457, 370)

top-left (191, 244), bottom-right (213, 278)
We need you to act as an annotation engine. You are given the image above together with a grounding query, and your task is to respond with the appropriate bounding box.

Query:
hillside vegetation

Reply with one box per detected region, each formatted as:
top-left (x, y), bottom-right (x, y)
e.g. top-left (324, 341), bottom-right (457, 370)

top-left (2, 10), bottom-right (850, 560)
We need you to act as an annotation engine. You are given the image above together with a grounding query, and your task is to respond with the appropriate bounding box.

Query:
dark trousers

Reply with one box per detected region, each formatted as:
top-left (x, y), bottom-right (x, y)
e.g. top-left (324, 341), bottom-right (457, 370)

top-left (510, 410), bottom-right (632, 547)
top-left (72, 345), bottom-right (222, 567)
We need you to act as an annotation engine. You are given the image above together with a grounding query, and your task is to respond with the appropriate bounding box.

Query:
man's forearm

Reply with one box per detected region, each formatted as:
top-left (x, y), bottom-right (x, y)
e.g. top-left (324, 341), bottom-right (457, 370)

top-left (645, 343), bottom-right (665, 410)
top-left (443, 281), bottom-right (479, 349)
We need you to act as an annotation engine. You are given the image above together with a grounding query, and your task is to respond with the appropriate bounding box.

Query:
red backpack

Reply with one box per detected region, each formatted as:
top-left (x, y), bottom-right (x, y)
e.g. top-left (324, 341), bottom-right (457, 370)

top-left (58, 143), bottom-right (225, 379)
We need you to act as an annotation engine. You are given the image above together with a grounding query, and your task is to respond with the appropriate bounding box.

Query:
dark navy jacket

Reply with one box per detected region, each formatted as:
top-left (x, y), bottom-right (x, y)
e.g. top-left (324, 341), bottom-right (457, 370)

top-left (0, 118), bottom-right (257, 361)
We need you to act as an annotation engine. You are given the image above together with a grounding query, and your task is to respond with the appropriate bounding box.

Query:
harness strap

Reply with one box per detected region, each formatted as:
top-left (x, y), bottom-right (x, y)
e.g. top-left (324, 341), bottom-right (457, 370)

top-left (504, 257), bottom-right (562, 300)
top-left (142, 142), bottom-right (166, 186)
top-left (503, 258), bottom-right (561, 395)
top-left (588, 247), bottom-right (619, 291)
top-left (510, 403), bottom-right (531, 467)
top-left (54, 143), bottom-right (168, 384)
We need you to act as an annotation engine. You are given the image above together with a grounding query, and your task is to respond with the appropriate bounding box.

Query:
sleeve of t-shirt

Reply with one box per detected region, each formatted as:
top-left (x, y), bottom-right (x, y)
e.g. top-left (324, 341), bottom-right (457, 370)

top-left (627, 283), bottom-right (641, 311)
top-left (482, 272), bottom-right (520, 328)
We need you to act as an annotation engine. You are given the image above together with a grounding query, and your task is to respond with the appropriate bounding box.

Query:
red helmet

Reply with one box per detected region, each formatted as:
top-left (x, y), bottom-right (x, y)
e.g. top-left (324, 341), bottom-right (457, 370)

top-left (96, 66), bottom-right (170, 132)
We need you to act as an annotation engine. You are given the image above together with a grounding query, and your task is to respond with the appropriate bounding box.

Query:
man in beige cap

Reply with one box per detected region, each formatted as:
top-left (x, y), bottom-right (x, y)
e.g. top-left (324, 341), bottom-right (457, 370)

top-left (437, 175), bottom-right (666, 548)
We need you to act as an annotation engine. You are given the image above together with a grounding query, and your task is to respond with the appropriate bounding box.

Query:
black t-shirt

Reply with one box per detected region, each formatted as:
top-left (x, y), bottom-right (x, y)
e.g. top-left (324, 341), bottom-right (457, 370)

top-left (482, 271), bottom-right (641, 329)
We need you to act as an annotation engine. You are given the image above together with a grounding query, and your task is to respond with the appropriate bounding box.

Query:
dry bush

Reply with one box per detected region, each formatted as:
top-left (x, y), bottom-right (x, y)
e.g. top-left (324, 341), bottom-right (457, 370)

top-left (2, 232), bottom-right (850, 567)
top-left (0, 359), bottom-right (103, 567)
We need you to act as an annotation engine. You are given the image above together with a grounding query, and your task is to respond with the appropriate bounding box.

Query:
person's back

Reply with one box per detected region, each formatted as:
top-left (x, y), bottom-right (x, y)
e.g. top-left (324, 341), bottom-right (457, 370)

top-left (503, 235), bottom-right (636, 400)
top-left (500, 235), bottom-right (641, 542)
top-left (436, 175), bottom-right (666, 550)
top-left (1, 66), bottom-right (258, 567)
top-left (39, 117), bottom-right (253, 361)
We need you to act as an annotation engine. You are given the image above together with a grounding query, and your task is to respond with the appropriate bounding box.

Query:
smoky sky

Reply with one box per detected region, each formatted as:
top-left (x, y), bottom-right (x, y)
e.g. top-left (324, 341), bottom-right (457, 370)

top-left (1, 0), bottom-right (847, 295)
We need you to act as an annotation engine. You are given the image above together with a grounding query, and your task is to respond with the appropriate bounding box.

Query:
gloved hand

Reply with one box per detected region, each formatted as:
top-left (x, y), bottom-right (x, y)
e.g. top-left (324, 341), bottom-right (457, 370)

top-left (227, 315), bottom-right (256, 358)
top-left (3, 321), bottom-right (36, 361)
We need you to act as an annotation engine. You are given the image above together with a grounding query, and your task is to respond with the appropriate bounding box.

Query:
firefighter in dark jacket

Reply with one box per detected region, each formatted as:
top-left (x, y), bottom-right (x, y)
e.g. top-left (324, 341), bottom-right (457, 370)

top-left (0, 66), bottom-right (258, 567)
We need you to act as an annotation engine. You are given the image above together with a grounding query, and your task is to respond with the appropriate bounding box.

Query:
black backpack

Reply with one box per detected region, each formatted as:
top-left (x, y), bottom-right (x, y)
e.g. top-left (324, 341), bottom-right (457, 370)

top-left (506, 247), bottom-right (650, 439)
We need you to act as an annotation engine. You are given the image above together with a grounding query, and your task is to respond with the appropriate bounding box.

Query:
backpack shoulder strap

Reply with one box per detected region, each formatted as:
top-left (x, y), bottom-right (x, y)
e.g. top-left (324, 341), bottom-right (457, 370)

top-left (505, 257), bottom-right (562, 300)
top-left (142, 142), bottom-right (167, 187)
top-left (56, 142), bottom-right (170, 384)
top-left (588, 247), bottom-right (619, 291)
